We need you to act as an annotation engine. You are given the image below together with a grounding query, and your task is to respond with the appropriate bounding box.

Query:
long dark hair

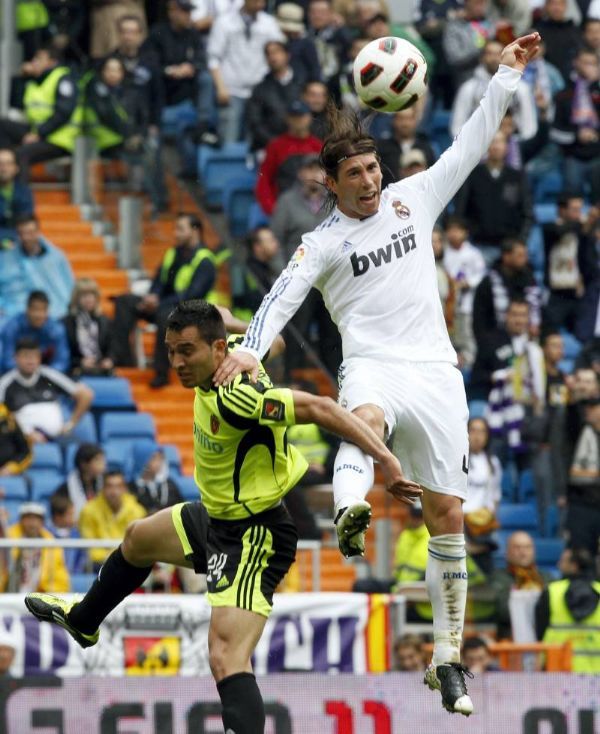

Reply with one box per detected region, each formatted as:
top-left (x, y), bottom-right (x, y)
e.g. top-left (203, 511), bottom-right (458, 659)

top-left (319, 101), bottom-right (379, 212)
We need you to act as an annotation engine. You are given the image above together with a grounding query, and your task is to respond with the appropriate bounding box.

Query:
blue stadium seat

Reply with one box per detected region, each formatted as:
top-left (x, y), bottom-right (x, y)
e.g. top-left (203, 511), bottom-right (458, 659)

top-left (177, 476), bottom-right (200, 501)
top-left (430, 107), bottom-right (452, 152)
top-left (198, 143), bottom-right (253, 208)
top-left (535, 538), bottom-right (564, 574)
top-left (500, 469), bottom-right (515, 502)
top-left (31, 443), bottom-right (63, 473)
top-left (533, 202), bottom-right (557, 224)
top-left (527, 225), bottom-right (545, 273)
top-left (100, 412), bottom-right (156, 443)
top-left (560, 332), bottom-right (582, 361)
top-left (517, 469), bottom-right (536, 503)
top-left (30, 473), bottom-right (63, 502)
top-left (0, 476), bottom-right (29, 501)
top-left (80, 377), bottom-right (136, 411)
top-left (533, 168), bottom-right (563, 203)
top-left (70, 573), bottom-right (97, 594)
top-left (468, 400), bottom-right (487, 419)
top-left (223, 172), bottom-right (258, 237)
top-left (102, 439), bottom-right (133, 477)
top-left (544, 504), bottom-right (560, 537)
top-left (162, 445), bottom-right (182, 475)
top-left (247, 201), bottom-right (270, 231)
top-left (497, 502), bottom-right (538, 533)
top-left (4, 500), bottom-right (23, 525)
top-left (558, 358), bottom-right (575, 374)
top-left (69, 413), bottom-right (98, 444)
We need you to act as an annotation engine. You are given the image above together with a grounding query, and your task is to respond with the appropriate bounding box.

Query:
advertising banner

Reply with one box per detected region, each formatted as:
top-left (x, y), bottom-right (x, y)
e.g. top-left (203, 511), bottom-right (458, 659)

top-left (1, 673), bottom-right (599, 733)
top-left (0, 593), bottom-right (391, 677)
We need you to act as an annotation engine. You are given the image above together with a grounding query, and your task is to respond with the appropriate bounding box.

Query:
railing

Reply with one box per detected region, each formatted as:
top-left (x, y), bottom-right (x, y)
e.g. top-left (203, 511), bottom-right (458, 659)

top-left (0, 537), bottom-right (322, 592)
top-left (422, 641), bottom-right (573, 672)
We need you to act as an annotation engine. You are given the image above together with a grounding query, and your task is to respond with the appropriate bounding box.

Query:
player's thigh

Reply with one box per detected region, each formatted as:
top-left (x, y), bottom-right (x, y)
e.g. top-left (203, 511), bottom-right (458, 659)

top-left (338, 358), bottom-right (396, 437)
top-left (393, 362), bottom-right (469, 497)
top-left (122, 506), bottom-right (193, 567)
top-left (208, 606), bottom-right (267, 680)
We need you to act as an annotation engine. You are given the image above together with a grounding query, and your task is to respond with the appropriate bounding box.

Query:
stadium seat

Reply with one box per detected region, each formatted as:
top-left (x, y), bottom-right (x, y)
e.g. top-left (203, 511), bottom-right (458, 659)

top-left (497, 502), bottom-right (538, 533)
top-left (222, 172), bottom-right (259, 237)
top-left (30, 473), bottom-right (63, 502)
top-left (533, 202), bottom-right (557, 224)
top-left (544, 504), bottom-right (560, 537)
top-left (517, 469), bottom-right (536, 503)
top-left (177, 476), bottom-right (200, 501)
top-left (558, 358), bottom-right (575, 374)
top-left (501, 469), bottom-right (515, 502)
top-left (70, 573), bottom-right (97, 594)
top-left (80, 377), bottom-right (136, 411)
top-left (535, 538), bottom-right (564, 575)
top-left (70, 413), bottom-right (98, 444)
top-left (247, 201), bottom-right (270, 231)
top-left (31, 443), bottom-right (63, 473)
top-left (100, 412), bottom-right (156, 444)
top-left (468, 400), bottom-right (487, 419)
top-left (0, 476), bottom-right (29, 501)
top-left (4, 500), bottom-right (23, 525)
top-left (430, 107), bottom-right (452, 152)
top-left (102, 439), bottom-right (133, 477)
top-left (533, 168), bottom-right (563, 203)
top-left (560, 332), bottom-right (582, 361)
top-left (162, 445), bottom-right (182, 475)
top-left (198, 143), bottom-right (252, 208)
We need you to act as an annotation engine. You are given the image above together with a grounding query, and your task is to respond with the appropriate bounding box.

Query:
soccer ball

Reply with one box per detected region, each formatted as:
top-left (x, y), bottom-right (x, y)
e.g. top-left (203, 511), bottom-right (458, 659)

top-left (353, 37), bottom-right (428, 113)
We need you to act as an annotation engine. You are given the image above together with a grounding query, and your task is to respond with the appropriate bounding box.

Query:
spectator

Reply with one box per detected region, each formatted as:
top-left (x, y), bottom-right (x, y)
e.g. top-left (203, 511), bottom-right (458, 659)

top-left (0, 46), bottom-right (78, 178)
top-left (111, 213), bottom-right (216, 388)
top-left (43, 0), bottom-right (86, 65)
top-left (442, 215), bottom-right (486, 366)
top-left (208, 0), bottom-right (285, 143)
top-left (0, 214), bottom-right (74, 324)
top-left (129, 441), bottom-right (183, 515)
top-left (432, 225), bottom-right (456, 336)
top-left (256, 101), bottom-right (323, 215)
top-left (327, 36), bottom-right (369, 114)
top-left (0, 403), bottom-right (32, 476)
top-left (0, 149), bottom-right (34, 243)
top-left (450, 39), bottom-right (538, 143)
top-left (53, 443), bottom-right (106, 520)
top-left (393, 634), bottom-right (426, 671)
top-left (463, 418), bottom-right (502, 575)
top-left (271, 155), bottom-right (327, 260)
top-left (275, 3), bottom-right (322, 85)
top-left (147, 0), bottom-right (214, 175)
top-left (543, 194), bottom-right (588, 333)
top-left (307, 0), bottom-right (352, 83)
top-left (79, 470), bottom-right (146, 570)
top-left (566, 397), bottom-right (600, 555)
top-left (534, 0), bottom-right (582, 83)
top-left (551, 48), bottom-right (600, 203)
top-left (302, 80), bottom-right (330, 140)
top-left (0, 290), bottom-right (70, 373)
top-left (47, 494), bottom-right (87, 575)
top-left (377, 107), bottom-right (436, 189)
top-left (461, 637), bottom-right (500, 673)
top-left (583, 18), bottom-right (600, 59)
top-left (442, 0), bottom-right (494, 91)
top-left (63, 278), bottom-right (114, 377)
top-left (576, 213), bottom-right (600, 344)
top-left (536, 547), bottom-right (600, 672)
top-left (472, 238), bottom-right (541, 348)
top-left (454, 132), bottom-right (534, 256)
top-left (0, 502), bottom-right (70, 593)
top-left (0, 337), bottom-right (93, 443)
top-left (564, 367), bottom-right (600, 470)
top-left (231, 227), bottom-right (281, 323)
top-left (490, 530), bottom-right (551, 639)
top-left (246, 41), bottom-right (305, 155)
top-left (90, 0), bottom-right (146, 60)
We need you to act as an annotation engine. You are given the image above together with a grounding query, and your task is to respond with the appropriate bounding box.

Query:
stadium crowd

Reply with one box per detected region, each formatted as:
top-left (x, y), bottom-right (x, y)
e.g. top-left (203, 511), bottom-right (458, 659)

top-left (0, 0), bottom-right (600, 671)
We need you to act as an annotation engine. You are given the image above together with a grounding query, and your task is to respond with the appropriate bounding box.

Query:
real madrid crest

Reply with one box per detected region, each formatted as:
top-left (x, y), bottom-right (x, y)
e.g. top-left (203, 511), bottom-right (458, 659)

top-left (392, 200), bottom-right (410, 219)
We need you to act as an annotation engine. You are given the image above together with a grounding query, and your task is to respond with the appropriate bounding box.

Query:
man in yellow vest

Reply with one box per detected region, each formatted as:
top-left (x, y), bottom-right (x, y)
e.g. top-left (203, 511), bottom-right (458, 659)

top-left (0, 46), bottom-right (77, 180)
top-left (536, 547), bottom-right (600, 673)
top-left (111, 212), bottom-right (217, 388)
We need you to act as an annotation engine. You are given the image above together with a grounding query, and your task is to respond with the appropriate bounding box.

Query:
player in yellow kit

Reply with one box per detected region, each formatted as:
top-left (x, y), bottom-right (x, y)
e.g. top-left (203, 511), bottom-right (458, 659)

top-left (25, 300), bottom-right (420, 734)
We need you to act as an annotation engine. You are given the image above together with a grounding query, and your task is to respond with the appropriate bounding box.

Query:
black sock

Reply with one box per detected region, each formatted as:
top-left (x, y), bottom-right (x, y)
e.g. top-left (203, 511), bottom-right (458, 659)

top-left (68, 547), bottom-right (152, 634)
top-left (217, 672), bottom-right (265, 734)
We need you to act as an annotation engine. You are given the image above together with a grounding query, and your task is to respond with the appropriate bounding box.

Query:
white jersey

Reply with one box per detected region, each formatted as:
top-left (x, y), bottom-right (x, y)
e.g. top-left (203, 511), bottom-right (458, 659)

top-left (242, 65), bottom-right (522, 365)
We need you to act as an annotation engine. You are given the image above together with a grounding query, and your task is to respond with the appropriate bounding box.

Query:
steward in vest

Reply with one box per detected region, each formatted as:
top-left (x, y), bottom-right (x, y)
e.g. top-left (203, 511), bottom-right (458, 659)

top-left (0, 46), bottom-right (77, 181)
top-left (536, 547), bottom-right (600, 673)
top-left (111, 213), bottom-right (217, 388)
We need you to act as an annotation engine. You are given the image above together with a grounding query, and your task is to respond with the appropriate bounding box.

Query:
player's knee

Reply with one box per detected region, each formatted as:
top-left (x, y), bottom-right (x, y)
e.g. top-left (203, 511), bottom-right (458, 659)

top-left (352, 406), bottom-right (385, 437)
top-left (425, 495), bottom-right (464, 535)
top-left (208, 635), bottom-right (230, 681)
top-left (121, 520), bottom-right (148, 565)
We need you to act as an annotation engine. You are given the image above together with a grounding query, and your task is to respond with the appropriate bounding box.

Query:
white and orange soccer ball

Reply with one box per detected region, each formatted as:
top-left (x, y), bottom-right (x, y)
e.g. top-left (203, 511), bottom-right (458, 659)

top-left (353, 37), bottom-right (428, 113)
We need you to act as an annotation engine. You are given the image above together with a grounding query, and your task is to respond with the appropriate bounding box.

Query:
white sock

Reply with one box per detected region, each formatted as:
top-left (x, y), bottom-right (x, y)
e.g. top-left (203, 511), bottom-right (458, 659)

top-left (426, 533), bottom-right (467, 667)
top-left (332, 442), bottom-right (374, 516)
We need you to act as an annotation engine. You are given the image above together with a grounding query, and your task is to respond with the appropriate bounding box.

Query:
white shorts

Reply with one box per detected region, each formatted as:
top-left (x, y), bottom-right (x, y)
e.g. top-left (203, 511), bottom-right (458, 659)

top-left (338, 359), bottom-right (469, 499)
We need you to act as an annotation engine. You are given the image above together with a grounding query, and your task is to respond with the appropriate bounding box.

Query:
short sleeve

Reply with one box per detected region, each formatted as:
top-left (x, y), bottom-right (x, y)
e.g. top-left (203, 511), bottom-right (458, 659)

top-left (217, 379), bottom-right (296, 427)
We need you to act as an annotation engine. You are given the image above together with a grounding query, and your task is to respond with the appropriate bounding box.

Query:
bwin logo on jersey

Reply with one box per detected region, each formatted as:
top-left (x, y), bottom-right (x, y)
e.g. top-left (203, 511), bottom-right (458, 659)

top-left (350, 230), bottom-right (416, 276)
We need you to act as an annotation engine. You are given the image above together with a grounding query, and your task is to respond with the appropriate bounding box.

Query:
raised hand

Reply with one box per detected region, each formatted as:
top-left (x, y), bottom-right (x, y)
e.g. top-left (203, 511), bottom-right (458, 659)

top-left (500, 32), bottom-right (541, 72)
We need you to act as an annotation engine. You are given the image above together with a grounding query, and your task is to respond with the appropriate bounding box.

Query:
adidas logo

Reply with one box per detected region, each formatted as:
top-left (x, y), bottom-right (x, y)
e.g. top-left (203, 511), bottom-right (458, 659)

top-left (216, 575), bottom-right (230, 589)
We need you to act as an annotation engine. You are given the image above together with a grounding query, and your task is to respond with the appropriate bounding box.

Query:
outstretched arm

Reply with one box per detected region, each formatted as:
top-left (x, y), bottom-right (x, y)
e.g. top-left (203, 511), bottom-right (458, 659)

top-left (292, 391), bottom-right (422, 504)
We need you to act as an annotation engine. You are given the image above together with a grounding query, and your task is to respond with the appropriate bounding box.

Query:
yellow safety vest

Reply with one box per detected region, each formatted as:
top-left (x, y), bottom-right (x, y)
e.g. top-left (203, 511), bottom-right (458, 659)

top-left (543, 579), bottom-right (600, 674)
top-left (287, 423), bottom-right (329, 466)
top-left (23, 66), bottom-right (79, 152)
top-left (160, 247), bottom-right (218, 303)
top-left (16, 0), bottom-right (49, 32)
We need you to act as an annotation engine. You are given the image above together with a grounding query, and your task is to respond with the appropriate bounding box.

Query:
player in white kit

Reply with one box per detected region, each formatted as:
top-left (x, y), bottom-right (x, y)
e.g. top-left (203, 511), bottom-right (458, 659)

top-left (214, 33), bottom-right (541, 715)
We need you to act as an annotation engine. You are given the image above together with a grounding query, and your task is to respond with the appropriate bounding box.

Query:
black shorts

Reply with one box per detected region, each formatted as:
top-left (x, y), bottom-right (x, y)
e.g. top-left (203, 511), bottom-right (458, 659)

top-left (171, 501), bottom-right (298, 617)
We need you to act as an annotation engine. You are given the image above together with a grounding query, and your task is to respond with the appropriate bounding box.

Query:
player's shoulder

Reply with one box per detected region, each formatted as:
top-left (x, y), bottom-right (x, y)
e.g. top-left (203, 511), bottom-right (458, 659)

top-left (216, 370), bottom-right (273, 418)
top-left (226, 333), bottom-right (246, 352)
